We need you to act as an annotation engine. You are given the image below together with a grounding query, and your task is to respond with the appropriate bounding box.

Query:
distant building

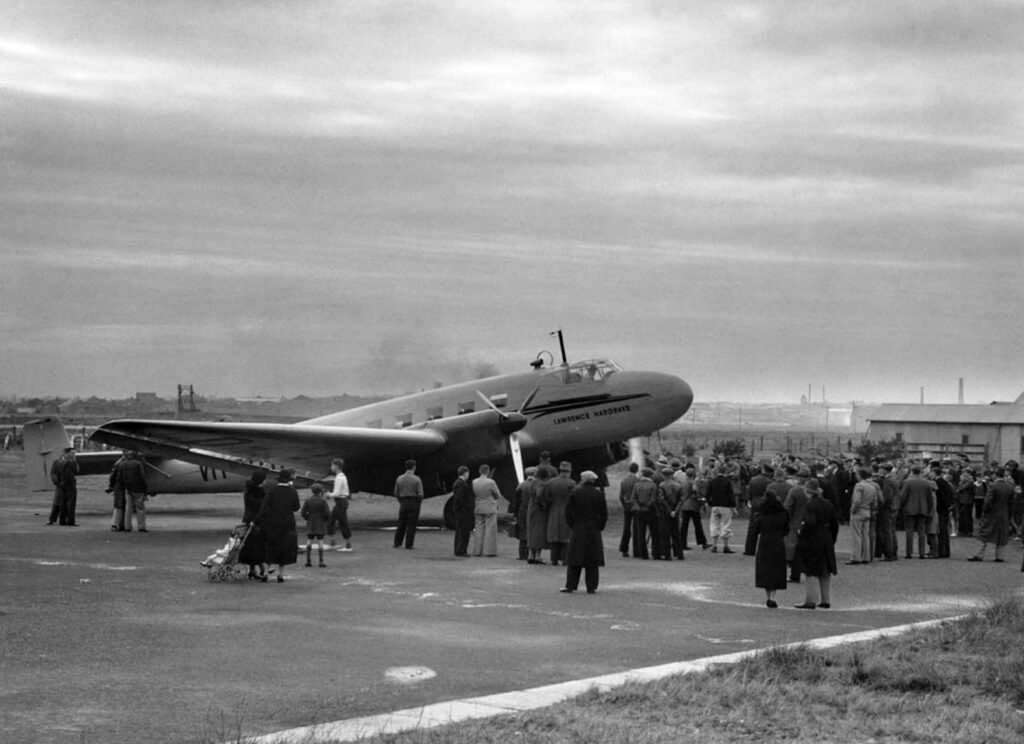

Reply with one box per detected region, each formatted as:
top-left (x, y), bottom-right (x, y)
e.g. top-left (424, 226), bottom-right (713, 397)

top-left (866, 401), bottom-right (1024, 465)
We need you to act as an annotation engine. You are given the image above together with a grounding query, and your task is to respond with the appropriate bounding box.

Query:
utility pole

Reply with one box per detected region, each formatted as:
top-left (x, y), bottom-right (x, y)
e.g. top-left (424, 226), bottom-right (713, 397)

top-left (177, 384), bottom-right (200, 416)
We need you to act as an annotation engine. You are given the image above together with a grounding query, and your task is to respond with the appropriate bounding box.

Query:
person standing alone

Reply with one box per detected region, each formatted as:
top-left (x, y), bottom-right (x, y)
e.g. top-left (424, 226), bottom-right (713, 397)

top-left (393, 459), bottom-right (424, 549)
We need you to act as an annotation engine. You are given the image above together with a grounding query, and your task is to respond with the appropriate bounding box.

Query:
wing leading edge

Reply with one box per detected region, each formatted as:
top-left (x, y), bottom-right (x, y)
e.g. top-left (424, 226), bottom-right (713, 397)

top-left (90, 420), bottom-right (447, 483)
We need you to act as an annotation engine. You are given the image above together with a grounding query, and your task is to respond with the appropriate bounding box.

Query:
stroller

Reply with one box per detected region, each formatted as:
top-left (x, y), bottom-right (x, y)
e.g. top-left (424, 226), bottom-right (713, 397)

top-left (200, 523), bottom-right (253, 582)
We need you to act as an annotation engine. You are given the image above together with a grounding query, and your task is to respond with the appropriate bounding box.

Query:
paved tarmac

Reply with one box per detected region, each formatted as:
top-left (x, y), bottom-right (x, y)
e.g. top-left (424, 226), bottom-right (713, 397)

top-left (0, 454), bottom-right (1021, 744)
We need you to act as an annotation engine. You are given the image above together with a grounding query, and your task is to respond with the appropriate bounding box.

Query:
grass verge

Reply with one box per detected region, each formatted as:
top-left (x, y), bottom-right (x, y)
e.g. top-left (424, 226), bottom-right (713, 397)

top-left (210, 596), bottom-right (1024, 744)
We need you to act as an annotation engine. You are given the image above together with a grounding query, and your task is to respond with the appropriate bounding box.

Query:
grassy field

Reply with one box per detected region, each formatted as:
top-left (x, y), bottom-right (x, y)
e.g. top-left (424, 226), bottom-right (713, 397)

top-left (364, 597), bottom-right (1024, 744)
top-left (209, 596), bottom-right (1024, 744)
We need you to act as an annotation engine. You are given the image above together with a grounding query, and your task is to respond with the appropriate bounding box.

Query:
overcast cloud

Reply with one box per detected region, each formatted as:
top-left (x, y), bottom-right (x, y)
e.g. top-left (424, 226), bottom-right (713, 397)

top-left (2, 1), bottom-right (1022, 404)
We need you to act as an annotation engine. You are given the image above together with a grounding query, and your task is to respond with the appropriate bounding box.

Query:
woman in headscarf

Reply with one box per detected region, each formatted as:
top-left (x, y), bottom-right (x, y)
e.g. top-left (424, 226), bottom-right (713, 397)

top-left (749, 489), bottom-right (789, 608)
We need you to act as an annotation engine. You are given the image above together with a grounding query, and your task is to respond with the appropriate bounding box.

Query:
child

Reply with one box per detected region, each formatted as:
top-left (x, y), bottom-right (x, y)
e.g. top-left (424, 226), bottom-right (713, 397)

top-left (300, 483), bottom-right (331, 567)
top-left (200, 524), bottom-right (246, 568)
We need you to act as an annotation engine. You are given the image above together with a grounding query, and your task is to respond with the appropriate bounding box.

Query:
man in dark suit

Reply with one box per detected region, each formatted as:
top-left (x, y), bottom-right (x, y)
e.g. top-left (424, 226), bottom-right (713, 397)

top-left (899, 464), bottom-right (935, 559)
top-left (451, 466), bottom-right (474, 556)
top-left (560, 471), bottom-right (608, 594)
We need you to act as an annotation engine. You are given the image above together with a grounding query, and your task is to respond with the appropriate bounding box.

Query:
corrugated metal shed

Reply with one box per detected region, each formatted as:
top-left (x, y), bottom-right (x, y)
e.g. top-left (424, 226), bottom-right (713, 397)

top-left (868, 404), bottom-right (1024, 425)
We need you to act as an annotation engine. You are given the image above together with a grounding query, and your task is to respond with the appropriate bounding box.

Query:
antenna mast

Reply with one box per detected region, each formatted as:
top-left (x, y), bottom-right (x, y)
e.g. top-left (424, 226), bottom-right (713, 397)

top-left (550, 329), bottom-right (567, 366)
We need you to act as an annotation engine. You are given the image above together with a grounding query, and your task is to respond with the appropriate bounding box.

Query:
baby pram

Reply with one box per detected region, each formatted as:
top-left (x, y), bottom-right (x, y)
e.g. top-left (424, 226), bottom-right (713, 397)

top-left (200, 523), bottom-right (253, 582)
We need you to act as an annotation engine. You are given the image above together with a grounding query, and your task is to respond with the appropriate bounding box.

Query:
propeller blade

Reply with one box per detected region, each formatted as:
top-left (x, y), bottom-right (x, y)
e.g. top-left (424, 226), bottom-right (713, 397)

top-left (509, 432), bottom-right (524, 484)
top-left (475, 390), bottom-right (506, 417)
top-left (516, 386), bottom-right (540, 414)
top-left (627, 437), bottom-right (645, 467)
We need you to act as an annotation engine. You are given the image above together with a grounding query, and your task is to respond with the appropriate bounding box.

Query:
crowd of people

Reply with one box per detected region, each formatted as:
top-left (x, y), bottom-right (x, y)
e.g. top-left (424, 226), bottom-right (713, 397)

top-left (44, 441), bottom-right (1024, 596)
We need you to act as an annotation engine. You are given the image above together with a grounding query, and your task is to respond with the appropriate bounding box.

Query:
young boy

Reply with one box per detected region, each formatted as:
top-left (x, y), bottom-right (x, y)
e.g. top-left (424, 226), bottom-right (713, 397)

top-left (300, 483), bottom-right (331, 567)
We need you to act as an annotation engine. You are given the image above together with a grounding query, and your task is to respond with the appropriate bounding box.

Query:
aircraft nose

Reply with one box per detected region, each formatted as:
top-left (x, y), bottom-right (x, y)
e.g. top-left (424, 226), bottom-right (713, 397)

top-left (660, 373), bottom-right (694, 420)
top-left (609, 370), bottom-right (693, 425)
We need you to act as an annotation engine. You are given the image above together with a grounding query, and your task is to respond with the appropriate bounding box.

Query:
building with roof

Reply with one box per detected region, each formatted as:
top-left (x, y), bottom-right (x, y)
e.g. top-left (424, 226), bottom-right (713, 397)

top-left (866, 401), bottom-right (1024, 465)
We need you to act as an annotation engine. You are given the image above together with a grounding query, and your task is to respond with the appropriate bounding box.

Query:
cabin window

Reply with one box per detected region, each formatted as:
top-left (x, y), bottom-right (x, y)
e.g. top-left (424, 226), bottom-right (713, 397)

top-left (961, 434), bottom-right (970, 445)
top-left (395, 413), bottom-right (413, 428)
top-left (489, 394), bottom-right (508, 409)
top-left (366, 419), bottom-right (382, 429)
top-left (426, 405), bottom-right (444, 421)
top-left (894, 432), bottom-right (903, 442)
top-left (458, 401), bottom-right (475, 415)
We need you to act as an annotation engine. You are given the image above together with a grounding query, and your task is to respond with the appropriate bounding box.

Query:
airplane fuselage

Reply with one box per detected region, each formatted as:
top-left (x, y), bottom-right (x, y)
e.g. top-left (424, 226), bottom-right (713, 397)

top-left (301, 358), bottom-right (692, 497)
top-left (74, 357), bottom-right (693, 499)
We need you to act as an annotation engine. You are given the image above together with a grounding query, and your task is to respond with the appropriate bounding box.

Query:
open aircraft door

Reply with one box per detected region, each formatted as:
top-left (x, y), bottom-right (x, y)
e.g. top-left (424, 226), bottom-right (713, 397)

top-left (23, 417), bottom-right (73, 492)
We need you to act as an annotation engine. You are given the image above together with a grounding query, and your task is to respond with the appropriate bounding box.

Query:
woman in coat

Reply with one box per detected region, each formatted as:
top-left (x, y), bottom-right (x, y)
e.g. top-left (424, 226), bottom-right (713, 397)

top-left (794, 478), bottom-right (839, 609)
top-left (257, 468), bottom-right (300, 582)
top-left (749, 490), bottom-right (789, 608)
top-left (560, 471), bottom-right (608, 594)
top-left (239, 469), bottom-right (269, 580)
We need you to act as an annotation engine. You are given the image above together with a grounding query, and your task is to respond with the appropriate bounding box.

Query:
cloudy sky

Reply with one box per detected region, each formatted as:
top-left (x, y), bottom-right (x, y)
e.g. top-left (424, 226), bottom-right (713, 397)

top-left (2, 1), bottom-right (1022, 405)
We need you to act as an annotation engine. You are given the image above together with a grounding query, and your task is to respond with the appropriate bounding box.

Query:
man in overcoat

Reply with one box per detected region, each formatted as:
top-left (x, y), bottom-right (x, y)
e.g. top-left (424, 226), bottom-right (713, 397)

top-left (48, 446), bottom-right (79, 526)
top-left (968, 466), bottom-right (1014, 562)
top-left (794, 479), bottom-right (839, 609)
top-left (545, 462), bottom-right (575, 566)
top-left (560, 471), bottom-right (608, 594)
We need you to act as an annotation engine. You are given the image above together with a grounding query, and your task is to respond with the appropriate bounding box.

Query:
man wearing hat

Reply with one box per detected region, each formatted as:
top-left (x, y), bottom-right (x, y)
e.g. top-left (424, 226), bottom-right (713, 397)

top-left (629, 468), bottom-right (658, 559)
top-left (874, 463), bottom-right (899, 561)
top-left (794, 478), bottom-right (839, 609)
top-left (560, 471), bottom-right (608, 594)
top-left (536, 451), bottom-right (558, 481)
top-left (48, 446), bottom-right (79, 526)
top-left (545, 462), bottom-right (576, 566)
top-left (508, 466), bottom-right (537, 560)
top-left (656, 467), bottom-right (684, 560)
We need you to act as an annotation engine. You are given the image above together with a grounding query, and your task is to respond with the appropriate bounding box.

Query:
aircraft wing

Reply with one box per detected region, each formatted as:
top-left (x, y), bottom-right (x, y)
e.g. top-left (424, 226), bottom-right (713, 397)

top-left (90, 419), bottom-right (446, 482)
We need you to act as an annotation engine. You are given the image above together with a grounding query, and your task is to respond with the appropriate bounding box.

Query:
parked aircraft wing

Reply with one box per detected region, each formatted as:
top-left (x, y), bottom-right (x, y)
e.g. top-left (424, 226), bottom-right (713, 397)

top-left (22, 416), bottom-right (146, 490)
top-left (91, 420), bottom-right (447, 483)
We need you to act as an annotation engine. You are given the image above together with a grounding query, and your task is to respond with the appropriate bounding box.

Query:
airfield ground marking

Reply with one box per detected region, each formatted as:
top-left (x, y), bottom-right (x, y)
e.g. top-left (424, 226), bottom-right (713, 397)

top-left (242, 615), bottom-right (968, 744)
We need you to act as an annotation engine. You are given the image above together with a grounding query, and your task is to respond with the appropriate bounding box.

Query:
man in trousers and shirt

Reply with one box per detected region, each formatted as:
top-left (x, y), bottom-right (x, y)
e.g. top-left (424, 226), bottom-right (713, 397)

top-left (393, 459), bottom-right (424, 549)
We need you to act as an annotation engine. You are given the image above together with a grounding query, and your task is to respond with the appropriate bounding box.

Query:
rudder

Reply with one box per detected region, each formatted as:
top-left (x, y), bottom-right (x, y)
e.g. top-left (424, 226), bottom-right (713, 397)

top-left (22, 416), bottom-right (72, 492)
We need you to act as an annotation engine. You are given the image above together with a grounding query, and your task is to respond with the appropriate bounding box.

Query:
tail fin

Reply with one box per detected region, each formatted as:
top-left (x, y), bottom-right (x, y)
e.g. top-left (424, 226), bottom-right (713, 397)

top-left (22, 416), bottom-right (72, 491)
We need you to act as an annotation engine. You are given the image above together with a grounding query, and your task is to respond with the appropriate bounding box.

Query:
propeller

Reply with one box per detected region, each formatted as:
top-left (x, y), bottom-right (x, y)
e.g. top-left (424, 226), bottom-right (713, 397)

top-left (475, 386), bottom-right (540, 483)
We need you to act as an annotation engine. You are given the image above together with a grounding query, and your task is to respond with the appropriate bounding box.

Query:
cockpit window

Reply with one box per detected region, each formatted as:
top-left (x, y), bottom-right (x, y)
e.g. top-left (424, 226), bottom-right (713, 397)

top-left (551, 358), bottom-right (622, 383)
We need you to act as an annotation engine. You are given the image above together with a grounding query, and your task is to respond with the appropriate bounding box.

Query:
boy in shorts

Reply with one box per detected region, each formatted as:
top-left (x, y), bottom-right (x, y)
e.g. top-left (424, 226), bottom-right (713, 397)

top-left (300, 483), bottom-right (331, 567)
